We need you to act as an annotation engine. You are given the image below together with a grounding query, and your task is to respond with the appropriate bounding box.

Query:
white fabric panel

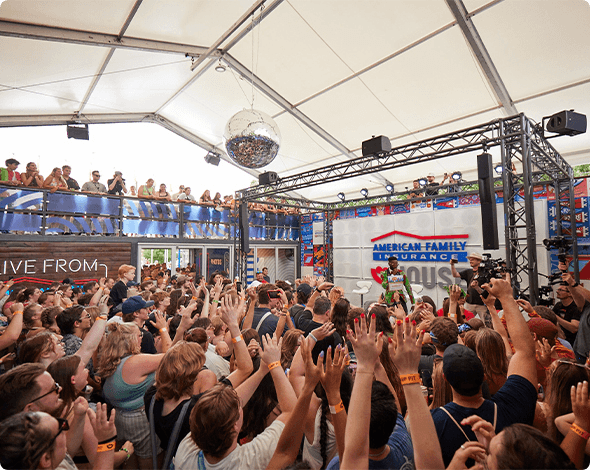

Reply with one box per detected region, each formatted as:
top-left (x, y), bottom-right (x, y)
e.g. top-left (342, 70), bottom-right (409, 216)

top-left (333, 218), bottom-right (363, 248)
top-left (332, 247), bottom-right (362, 278)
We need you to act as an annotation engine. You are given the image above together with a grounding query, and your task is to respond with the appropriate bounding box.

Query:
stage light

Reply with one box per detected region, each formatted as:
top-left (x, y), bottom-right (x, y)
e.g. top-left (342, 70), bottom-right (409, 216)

top-left (360, 188), bottom-right (369, 197)
top-left (204, 151), bottom-right (221, 166)
top-left (545, 110), bottom-right (586, 136)
top-left (418, 177), bottom-right (427, 186)
top-left (451, 171), bottom-right (462, 181)
top-left (494, 164), bottom-right (503, 175)
top-left (215, 60), bottom-right (226, 73)
top-left (337, 192), bottom-right (345, 201)
top-left (385, 183), bottom-right (394, 192)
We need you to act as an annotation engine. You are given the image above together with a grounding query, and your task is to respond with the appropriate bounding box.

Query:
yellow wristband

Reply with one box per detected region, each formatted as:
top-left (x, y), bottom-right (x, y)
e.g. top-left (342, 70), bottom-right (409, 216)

top-left (570, 423), bottom-right (590, 440)
top-left (400, 374), bottom-right (421, 385)
top-left (268, 361), bottom-right (281, 371)
top-left (97, 441), bottom-right (116, 452)
top-left (12, 311), bottom-right (23, 315)
top-left (232, 335), bottom-right (243, 344)
top-left (329, 401), bottom-right (345, 414)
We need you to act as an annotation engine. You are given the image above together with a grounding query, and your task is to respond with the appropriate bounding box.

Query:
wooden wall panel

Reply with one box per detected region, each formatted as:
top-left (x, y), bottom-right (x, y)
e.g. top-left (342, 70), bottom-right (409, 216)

top-left (0, 241), bottom-right (132, 282)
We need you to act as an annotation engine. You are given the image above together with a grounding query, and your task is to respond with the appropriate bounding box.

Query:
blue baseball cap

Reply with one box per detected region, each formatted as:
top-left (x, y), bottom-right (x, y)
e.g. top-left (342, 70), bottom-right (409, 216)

top-left (122, 295), bottom-right (154, 314)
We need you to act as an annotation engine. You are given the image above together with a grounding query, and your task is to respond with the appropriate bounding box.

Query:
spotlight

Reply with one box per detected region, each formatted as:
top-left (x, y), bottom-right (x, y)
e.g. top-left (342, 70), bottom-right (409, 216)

top-left (385, 183), bottom-right (394, 192)
top-left (66, 122), bottom-right (89, 140)
top-left (418, 177), bottom-right (427, 186)
top-left (360, 188), bottom-right (369, 198)
top-left (204, 151), bottom-right (221, 166)
top-left (337, 192), bottom-right (345, 201)
top-left (494, 164), bottom-right (503, 175)
top-left (215, 60), bottom-right (226, 73)
top-left (451, 171), bottom-right (462, 181)
top-left (545, 110), bottom-right (586, 136)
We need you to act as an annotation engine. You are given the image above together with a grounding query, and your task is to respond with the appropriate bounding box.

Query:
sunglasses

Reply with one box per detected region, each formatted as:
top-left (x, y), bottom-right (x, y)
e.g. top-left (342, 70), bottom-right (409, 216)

top-left (30, 382), bottom-right (60, 403)
top-left (43, 418), bottom-right (70, 453)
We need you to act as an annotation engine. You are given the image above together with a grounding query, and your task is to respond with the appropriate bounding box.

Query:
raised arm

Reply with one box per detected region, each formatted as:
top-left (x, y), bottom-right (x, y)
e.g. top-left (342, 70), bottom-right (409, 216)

top-left (75, 301), bottom-right (108, 367)
top-left (394, 317), bottom-right (444, 470)
top-left (341, 313), bottom-right (382, 469)
top-left (262, 334), bottom-right (297, 421)
top-left (483, 278), bottom-right (536, 386)
top-left (450, 260), bottom-right (461, 278)
top-left (149, 310), bottom-right (172, 353)
top-left (0, 302), bottom-right (24, 349)
top-left (560, 381), bottom-right (590, 468)
top-left (221, 295), bottom-right (254, 387)
top-left (241, 287), bottom-right (257, 330)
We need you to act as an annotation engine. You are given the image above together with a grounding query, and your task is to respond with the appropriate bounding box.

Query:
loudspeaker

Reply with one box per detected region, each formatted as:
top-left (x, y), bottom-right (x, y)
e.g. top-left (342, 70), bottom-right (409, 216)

top-left (362, 135), bottom-right (391, 156)
top-left (258, 171), bottom-right (278, 185)
top-left (239, 203), bottom-right (249, 253)
top-left (477, 152), bottom-right (499, 250)
top-left (66, 123), bottom-right (89, 140)
top-left (546, 110), bottom-right (587, 136)
top-left (204, 153), bottom-right (220, 166)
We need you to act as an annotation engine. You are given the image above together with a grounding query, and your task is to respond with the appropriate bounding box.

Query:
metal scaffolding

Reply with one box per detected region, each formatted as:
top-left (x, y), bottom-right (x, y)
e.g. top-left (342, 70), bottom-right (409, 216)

top-left (236, 113), bottom-right (578, 304)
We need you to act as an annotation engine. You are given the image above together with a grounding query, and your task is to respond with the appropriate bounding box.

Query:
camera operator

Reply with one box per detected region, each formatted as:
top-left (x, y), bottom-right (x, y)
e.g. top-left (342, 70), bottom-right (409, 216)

top-left (450, 252), bottom-right (490, 324)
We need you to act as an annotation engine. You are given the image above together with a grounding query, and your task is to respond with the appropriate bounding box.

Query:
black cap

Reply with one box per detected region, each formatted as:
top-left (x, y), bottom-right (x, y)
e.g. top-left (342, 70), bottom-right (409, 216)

top-left (442, 344), bottom-right (484, 397)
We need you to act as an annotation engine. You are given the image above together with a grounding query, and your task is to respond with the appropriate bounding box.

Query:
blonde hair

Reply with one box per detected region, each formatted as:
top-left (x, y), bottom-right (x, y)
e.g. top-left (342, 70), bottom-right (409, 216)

top-left (98, 322), bottom-right (141, 379)
top-left (155, 341), bottom-right (206, 400)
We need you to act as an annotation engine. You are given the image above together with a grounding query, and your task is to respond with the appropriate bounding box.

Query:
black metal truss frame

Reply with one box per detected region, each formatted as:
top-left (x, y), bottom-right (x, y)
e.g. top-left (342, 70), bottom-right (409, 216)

top-left (236, 113), bottom-right (577, 304)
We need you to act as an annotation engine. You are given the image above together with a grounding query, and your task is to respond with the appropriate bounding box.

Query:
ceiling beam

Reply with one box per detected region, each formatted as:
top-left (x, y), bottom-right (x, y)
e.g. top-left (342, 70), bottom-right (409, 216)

top-left (0, 19), bottom-right (216, 57)
top-left (445, 0), bottom-right (517, 115)
top-left (0, 113), bottom-right (153, 127)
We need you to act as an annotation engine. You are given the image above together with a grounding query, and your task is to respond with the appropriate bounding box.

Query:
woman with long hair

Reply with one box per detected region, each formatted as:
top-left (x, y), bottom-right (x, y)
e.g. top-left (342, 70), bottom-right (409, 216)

top-left (280, 328), bottom-right (304, 370)
top-left (475, 328), bottom-right (508, 395)
top-left (19, 331), bottom-right (65, 366)
top-left (55, 284), bottom-right (73, 309)
top-left (98, 317), bottom-right (171, 470)
top-left (331, 298), bottom-right (350, 339)
top-left (43, 168), bottom-right (67, 192)
top-left (17, 287), bottom-right (42, 306)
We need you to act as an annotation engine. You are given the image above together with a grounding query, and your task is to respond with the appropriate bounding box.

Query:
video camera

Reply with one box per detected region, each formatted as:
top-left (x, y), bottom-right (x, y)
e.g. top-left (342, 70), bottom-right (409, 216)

top-left (478, 253), bottom-right (507, 298)
top-left (543, 236), bottom-right (572, 265)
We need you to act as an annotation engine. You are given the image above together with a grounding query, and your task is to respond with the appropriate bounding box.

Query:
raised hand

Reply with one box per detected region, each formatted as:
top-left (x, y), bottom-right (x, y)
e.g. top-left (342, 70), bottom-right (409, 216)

top-left (392, 317), bottom-right (424, 375)
top-left (220, 294), bottom-right (245, 327)
top-left (260, 333), bottom-right (282, 367)
top-left (571, 380), bottom-right (590, 431)
top-left (87, 403), bottom-right (116, 443)
top-left (310, 321), bottom-right (336, 341)
top-left (319, 344), bottom-right (349, 397)
top-left (150, 310), bottom-right (167, 331)
top-left (461, 415), bottom-right (496, 450)
top-left (347, 313), bottom-right (382, 373)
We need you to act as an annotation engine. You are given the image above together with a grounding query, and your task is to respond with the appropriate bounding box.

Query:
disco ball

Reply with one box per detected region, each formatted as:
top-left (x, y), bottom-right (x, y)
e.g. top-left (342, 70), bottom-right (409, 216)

top-left (224, 109), bottom-right (281, 169)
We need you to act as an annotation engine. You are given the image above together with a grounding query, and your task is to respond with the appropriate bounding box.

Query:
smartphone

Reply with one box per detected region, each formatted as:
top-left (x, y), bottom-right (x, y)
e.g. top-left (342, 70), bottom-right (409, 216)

top-left (450, 254), bottom-right (458, 264)
top-left (236, 281), bottom-right (242, 292)
top-left (268, 290), bottom-right (280, 299)
top-left (8, 276), bottom-right (13, 281)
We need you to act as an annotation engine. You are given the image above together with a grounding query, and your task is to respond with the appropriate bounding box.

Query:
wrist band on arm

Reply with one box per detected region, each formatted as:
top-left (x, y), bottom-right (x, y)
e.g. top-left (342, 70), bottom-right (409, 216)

top-left (308, 333), bottom-right (318, 342)
top-left (97, 441), bottom-right (116, 452)
top-left (98, 314), bottom-right (107, 320)
top-left (192, 296), bottom-right (198, 300)
top-left (268, 361), bottom-right (281, 371)
top-left (570, 423), bottom-right (590, 440)
top-left (12, 311), bottom-right (23, 315)
top-left (329, 401), bottom-right (345, 414)
top-left (212, 299), bottom-right (220, 304)
top-left (400, 374), bottom-right (421, 385)
top-left (159, 327), bottom-right (167, 333)
top-left (232, 335), bottom-right (243, 344)
top-left (98, 436), bottom-right (117, 445)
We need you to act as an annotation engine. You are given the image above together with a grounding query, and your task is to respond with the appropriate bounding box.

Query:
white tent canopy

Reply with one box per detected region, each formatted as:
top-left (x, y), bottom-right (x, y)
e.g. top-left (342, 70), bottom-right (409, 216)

top-left (1, 0), bottom-right (589, 201)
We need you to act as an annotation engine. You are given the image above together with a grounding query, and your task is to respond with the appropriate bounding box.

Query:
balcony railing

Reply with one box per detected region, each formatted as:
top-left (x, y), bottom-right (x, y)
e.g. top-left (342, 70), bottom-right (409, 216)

top-left (0, 185), bottom-right (300, 241)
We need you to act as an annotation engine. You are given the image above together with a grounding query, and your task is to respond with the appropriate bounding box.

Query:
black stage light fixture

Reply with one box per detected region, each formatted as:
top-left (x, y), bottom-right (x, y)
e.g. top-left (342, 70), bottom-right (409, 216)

top-left (361, 135), bottom-right (391, 156)
top-left (258, 171), bottom-right (278, 185)
top-left (545, 110), bottom-right (587, 136)
top-left (418, 177), bottom-right (427, 186)
top-left (360, 188), bottom-right (369, 197)
top-left (385, 183), bottom-right (394, 192)
top-left (451, 171), bottom-right (462, 181)
top-left (204, 151), bottom-right (221, 166)
top-left (494, 164), bottom-right (503, 175)
top-left (66, 122), bottom-right (89, 140)
top-left (337, 192), bottom-right (345, 201)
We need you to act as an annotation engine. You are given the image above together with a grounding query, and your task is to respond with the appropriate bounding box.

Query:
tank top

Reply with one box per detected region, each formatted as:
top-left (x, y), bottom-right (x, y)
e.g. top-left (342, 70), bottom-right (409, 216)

top-left (103, 355), bottom-right (155, 410)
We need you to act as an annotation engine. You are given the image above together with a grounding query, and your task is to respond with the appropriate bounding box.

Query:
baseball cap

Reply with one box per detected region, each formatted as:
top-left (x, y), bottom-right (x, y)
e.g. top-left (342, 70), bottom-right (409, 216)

top-left (442, 344), bottom-right (484, 396)
top-left (428, 172), bottom-right (435, 177)
top-left (296, 283), bottom-right (312, 296)
top-left (5, 158), bottom-right (19, 165)
top-left (122, 295), bottom-right (154, 314)
top-left (249, 280), bottom-right (262, 289)
top-left (467, 252), bottom-right (483, 260)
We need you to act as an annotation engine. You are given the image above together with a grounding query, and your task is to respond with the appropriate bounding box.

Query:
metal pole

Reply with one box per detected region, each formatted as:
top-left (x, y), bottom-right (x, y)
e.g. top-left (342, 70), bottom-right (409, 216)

top-left (500, 119), bottom-right (517, 290)
top-left (568, 175), bottom-right (580, 281)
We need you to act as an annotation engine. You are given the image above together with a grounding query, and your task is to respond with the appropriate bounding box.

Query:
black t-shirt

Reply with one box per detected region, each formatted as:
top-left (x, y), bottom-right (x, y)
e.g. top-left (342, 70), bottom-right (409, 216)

top-left (296, 311), bottom-right (344, 359)
top-left (290, 304), bottom-right (306, 325)
top-left (107, 178), bottom-right (126, 195)
top-left (554, 301), bottom-right (581, 345)
top-left (424, 182), bottom-right (439, 196)
top-left (459, 268), bottom-right (486, 305)
top-left (64, 177), bottom-right (80, 190)
top-left (109, 280), bottom-right (128, 307)
top-left (140, 326), bottom-right (157, 354)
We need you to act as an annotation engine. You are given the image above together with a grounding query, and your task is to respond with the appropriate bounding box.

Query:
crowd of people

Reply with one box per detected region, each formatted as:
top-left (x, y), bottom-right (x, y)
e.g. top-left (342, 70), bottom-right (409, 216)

top-left (1, 258), bottom-right (590, 470)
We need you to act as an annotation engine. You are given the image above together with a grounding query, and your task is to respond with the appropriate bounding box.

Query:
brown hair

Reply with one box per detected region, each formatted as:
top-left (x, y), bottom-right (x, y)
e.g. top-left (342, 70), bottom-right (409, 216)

top-left (0, 364), bottom-right (45, 421)
top-left (98, 322), bottom-right (141, 379)
top-left (155, 341), bottom-right (206, 400)
top-left (40, 306), bottom-right (62, 332)
top-left (185, 327), bottom-right (208, 349)
top-left (257, 284), bottom-right (277, 305)
top-left (18, 331), bottom-right (57, 364)
top-left (190, 384), bottom-right (240, 458)
top-left (210, 316), bottom-right (226, 337)
top-left (47, 355), bottom-right (82, 413)
top-left (475, 328), bottom-right (508, 383)
top-left (429, 359), bottom-right (453, 409)
top-left (150, 291), bottom-right (169, 309)
top-left (281, 329), bottom-right (304, 369)
top-left (23, 303), bottom-right (42, 329)
top-left (430, 317), bottom-right (458, 351)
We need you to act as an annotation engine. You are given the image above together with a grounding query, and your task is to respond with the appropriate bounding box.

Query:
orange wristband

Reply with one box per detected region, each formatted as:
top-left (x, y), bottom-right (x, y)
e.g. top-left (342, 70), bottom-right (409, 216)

top-left (97, 441), bottom-right (116, 452)
top-left (232, 335), bottom-right (243, 344)
top-left (570, 423), bottom-right (590, 440)
top-left (329, 401), bottom-right (345, 414)
top-left (268, 361), bottom-right (281, 371)
top-left (12, 311), bottom-right (23, 315)
top-left (400, 374), bottom-right (421, 385)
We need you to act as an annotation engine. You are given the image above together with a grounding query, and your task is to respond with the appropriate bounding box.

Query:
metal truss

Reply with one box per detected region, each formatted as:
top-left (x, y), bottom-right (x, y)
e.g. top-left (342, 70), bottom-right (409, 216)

top-left (237, 113), bottom-right (575, 304)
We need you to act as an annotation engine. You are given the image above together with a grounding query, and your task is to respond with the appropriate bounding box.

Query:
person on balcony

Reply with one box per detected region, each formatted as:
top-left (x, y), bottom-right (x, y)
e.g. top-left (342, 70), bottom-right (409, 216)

top-left (0, 158), bottom-right (21, 186)
top-left (138, 179), bottom-right (155, 199)
top-left (43, 168), bottom-right (68, 193)
top-left (21, 162), bottom-right (44, 188)
top-left (107, 171), bottom-right (127, 196)
top-left (81, 171), bottom-right (106, 194)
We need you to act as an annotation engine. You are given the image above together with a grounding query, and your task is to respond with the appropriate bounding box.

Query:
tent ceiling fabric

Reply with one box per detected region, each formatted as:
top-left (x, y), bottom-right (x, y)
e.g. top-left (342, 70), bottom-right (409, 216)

top-left (0, 0), bottom-right (589, 202)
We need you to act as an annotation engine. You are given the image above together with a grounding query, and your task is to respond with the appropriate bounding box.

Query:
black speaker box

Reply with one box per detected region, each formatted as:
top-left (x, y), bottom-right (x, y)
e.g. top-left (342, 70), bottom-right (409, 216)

top-left (362, 135), bottom-right (391, 156)
top-left (478, 152), bottom-right (499, 250)
top-left (239, 203), bottom-right (249, 253)
top-left (546, 110), bottom-right (587, 136)
top-left (67, 123), bottom-right (89, 140)
top-left (259, 171), bottom-right (278, 185)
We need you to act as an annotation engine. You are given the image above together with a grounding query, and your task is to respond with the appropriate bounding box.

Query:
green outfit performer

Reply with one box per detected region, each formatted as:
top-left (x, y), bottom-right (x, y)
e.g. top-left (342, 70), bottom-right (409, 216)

top-left (380, 255), bottom-right (414, 313)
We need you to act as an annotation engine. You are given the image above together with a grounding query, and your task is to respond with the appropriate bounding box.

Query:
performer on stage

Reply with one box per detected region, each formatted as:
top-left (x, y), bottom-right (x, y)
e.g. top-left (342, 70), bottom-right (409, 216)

top-left (380, 256), bottom-right (414, 313)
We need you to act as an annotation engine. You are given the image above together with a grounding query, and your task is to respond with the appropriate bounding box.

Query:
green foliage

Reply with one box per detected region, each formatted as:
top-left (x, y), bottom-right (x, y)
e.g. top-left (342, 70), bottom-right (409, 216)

top-left (574, 164), bottom-right (590, 177)
top-left (144, 248), bottom-right (168, 264)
